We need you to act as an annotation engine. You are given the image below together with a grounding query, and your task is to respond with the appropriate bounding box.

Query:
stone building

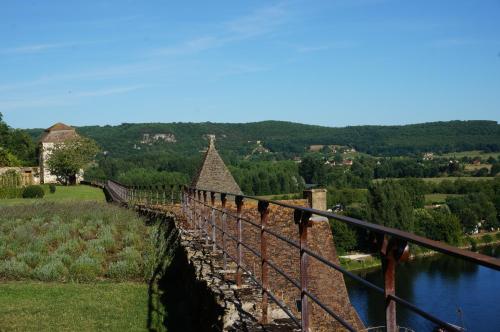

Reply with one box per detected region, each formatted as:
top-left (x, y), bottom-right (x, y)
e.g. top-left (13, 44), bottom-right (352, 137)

top-left (191, 135), bottom-right (242, 195)
top-left (39, 122), bottom-right (82, 184)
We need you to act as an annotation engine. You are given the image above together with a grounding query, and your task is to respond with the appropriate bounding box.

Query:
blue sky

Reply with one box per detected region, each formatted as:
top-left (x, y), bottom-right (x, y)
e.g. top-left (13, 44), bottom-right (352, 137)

top-left (1, 0), bottom-right (499, 129)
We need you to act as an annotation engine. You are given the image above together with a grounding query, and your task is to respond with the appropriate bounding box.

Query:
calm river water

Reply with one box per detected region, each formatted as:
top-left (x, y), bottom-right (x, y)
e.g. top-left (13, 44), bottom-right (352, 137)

top-left (346, 245), bottom-right (500, 331)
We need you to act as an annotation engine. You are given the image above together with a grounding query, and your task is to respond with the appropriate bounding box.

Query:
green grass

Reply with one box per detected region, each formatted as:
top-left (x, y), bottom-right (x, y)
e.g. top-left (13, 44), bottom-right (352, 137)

top-left (424, 193), bottom-right (462, 204)
top-left (0, 184), bottom-right (105, 206)
top-left (339, 256), bottom-right (381, 271)
top-left (0, 282), bottom-right (148, 331)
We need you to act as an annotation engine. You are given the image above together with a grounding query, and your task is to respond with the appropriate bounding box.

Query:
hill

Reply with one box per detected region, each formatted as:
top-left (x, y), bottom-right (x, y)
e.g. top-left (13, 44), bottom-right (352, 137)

top-left (25, 120), bottom-right (500, 159)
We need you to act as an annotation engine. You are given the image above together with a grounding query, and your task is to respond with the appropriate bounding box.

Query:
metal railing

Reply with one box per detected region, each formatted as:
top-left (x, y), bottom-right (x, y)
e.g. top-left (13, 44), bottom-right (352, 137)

top-left (97, 180), bottom-right (500, 332)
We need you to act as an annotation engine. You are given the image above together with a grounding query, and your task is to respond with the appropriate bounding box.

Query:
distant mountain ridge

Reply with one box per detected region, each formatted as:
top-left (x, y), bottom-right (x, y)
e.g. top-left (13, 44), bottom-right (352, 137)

top-left (24, 120), bottom-right (500, 157)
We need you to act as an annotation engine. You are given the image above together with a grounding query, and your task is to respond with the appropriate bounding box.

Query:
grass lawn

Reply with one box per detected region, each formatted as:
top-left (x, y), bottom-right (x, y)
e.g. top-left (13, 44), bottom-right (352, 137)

top-left (424, 193), bottom-right (462, 204)
top-left (0, 185), bottom-right (105, 206)
top-left (0, 282), bottom-right (148, 331)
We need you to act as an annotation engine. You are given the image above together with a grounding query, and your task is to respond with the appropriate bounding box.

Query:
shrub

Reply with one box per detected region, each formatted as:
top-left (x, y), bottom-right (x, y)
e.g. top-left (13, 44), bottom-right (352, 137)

top-left (107, 260), bottom-right (140, 280)
top-left (12, 224), bottom-right (35, 245)
top-left (482, 234), bottom-right (493, 243)
top-left (55, 239), bottom-right (84, 257)
top-left (78, 224), bottom-right (97, 241)
top-left (0, 259), bottom-right (30, 279)
top-left (45, 223), bottom-right (72, 246)
top-left (69, 255), bottom-right (101, 282)
top-left (123, 232), bottom-right (141, 247)
top-left (0, 187), bottom-right (23, 199)
top-left (18, 251), bottom-right (42, 269)
top-left (496, 233), bottom-right (500, 240)
top-left (0, 245), bottom-right (7, 260)
top-left (49, 184), bottom-right (56, 193)
top-left (34, 259), bottom-right (68, 281)
top-left (96, 226), bottom-right (117, 252)
top-left (467, 236), bottom-right (477, 251)
top-left (27, 237), bottom-right (49, 254)
top-left (50, 253), bottom-right (72, 268)
top-left (84, 240), bottom-right (106, 264)
top-left (118, 247), bottom-right (142, 263)
top-left (22, 185), bottom-right (45, 199)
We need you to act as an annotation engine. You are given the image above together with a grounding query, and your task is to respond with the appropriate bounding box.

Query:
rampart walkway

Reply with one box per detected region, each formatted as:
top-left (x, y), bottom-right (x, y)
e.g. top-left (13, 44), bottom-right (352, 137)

top-left (88, 179), bottom-right (500, 332)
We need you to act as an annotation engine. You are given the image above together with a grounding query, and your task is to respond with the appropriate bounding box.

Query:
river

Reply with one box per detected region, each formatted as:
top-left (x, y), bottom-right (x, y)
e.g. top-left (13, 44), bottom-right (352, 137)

top-left (345, 245), bottom-right (500, 331)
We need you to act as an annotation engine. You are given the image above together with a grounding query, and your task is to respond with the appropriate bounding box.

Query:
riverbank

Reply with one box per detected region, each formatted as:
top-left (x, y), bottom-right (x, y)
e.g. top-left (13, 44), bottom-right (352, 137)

top-left (340, 232), bottom-right (500, 272)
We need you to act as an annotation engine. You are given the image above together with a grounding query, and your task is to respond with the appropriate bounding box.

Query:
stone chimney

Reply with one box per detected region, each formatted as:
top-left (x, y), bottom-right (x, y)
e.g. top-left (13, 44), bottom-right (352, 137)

top-left (303, 188), bottom-right (327, 212)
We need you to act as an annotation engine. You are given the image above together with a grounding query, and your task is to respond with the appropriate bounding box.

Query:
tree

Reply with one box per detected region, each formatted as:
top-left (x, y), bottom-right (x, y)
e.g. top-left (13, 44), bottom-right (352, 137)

top-left (47, 136), bottom-right (100, 185)
top-left (0, 148), bottom-right (21, 167)
top-left (368, 181), bottom-right (415, 232)
top-left (330, 219), bottom-right (357, 254)
top-left (414, 208), bottom-right (462, 245)
top-left (299, 154), bottom-right (326, 185)
top-left (491, 163), bottom-right (500, 176)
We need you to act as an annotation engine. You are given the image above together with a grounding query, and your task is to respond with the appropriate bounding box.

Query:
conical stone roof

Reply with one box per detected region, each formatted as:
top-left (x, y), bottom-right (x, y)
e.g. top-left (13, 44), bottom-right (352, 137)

top-left (191, 136), bottom-right (243, 195)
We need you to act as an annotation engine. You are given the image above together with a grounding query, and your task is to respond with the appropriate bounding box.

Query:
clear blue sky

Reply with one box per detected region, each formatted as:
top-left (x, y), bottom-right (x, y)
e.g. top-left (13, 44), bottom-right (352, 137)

top-left (1, 0), bottom-right (499, 129)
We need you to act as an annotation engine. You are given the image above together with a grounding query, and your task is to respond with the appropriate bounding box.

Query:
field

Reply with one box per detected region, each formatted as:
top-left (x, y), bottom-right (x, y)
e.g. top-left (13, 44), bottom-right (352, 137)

top-left (439, 150), bottom-right (500, 159)
top-left (373, 176), bottom-right (495, 184)
top-left (0, 201), bottom-right (155, 282)
top-left (0, 184), bottom-right (105, 206)
top-left (464, 164), bottom-right (492, 171)
top-left (424, 193), bottom-right (462, 205)
top-left (0, 195), bottom-right (164, 331)
top-left (0, 282), bottom-right (148, 331)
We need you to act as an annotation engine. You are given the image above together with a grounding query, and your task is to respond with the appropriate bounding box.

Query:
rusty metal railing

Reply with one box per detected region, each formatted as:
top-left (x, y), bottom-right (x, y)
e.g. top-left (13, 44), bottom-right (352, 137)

top-left (97, 180), bottom-right (500, 332)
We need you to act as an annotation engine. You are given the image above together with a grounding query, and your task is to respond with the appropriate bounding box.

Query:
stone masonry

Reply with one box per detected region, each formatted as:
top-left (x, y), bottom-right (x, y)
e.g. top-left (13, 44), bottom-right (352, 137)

top-left (191, 135), bottom-right (242, 195)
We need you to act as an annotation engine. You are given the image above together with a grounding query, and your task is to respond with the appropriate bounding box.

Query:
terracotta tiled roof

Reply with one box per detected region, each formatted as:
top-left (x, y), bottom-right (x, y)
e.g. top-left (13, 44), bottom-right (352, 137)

top-left (40, 122), bottom-right (78, 143)
top-left (191, 136), bottom-right (243, 195)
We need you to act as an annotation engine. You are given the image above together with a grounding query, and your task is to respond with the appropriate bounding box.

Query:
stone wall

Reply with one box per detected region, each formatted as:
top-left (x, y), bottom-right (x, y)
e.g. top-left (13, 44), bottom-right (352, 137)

top-left (181, 194), bottom-right (364, 331)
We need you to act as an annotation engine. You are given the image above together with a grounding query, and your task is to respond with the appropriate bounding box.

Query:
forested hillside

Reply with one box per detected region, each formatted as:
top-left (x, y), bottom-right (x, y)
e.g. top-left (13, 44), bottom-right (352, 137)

top-left (25, 120), bottom-right (500, 160)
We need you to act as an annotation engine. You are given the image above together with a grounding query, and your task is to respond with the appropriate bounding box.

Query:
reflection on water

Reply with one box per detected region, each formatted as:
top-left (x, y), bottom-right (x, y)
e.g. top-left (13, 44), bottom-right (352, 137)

top-left (346, 245), bottom-right (500, 331)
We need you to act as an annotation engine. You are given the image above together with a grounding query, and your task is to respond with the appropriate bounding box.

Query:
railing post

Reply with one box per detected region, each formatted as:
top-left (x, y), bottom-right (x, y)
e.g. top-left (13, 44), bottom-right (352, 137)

top-left (161, 185), bottom-right (165, 205)
top-left (235, 195), bottom-right (244, 287)
top-left (156, 185), bottom-right (159, 205)
top-left (380, 235), bottom-right (410, 332)
top-left (210, 192), bottom-right (216, 252)
top-left (221, 193), bottom-right (227, 270)
top-left (189, 189), bottom-right (194, 225)
top-left (197, 190), bottom-right (202, 231)
top-left (203, 191), bottom-right (209, 245)
top-left (171, 185), bottom-right (175, 204)
top-left (258, 200), bottom-right (270, 324)
top-left (295, 209), bottom-right (312, 332)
